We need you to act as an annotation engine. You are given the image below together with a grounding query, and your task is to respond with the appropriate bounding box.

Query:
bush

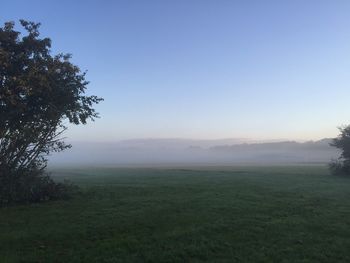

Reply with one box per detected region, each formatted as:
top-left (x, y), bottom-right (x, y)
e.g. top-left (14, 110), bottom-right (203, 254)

top-left (0, 167), bottom-right (78, 206)
top-left (329, 125), bottom-right (350, 176)
top-left (329, 159), bottom-right (350, 176)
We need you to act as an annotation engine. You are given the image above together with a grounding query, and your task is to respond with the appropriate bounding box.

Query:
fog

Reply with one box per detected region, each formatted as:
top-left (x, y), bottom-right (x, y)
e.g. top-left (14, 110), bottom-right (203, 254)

top-left (49, 138), bottom-right (339, 167)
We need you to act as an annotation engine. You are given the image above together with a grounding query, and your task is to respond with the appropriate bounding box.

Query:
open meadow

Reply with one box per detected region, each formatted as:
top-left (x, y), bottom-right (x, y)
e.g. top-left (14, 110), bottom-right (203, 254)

top-left (1, 166), bottom-right (350, 262)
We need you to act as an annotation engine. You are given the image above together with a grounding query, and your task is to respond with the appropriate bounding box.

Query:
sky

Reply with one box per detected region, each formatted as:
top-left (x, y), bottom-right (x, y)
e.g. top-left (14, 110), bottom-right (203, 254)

top-left (1, 0), bottom-right (350, 142)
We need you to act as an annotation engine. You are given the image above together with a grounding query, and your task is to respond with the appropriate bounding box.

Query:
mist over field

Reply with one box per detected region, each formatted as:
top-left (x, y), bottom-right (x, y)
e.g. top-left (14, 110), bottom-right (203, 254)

top-left (49, 138), bottom-right (339, 166)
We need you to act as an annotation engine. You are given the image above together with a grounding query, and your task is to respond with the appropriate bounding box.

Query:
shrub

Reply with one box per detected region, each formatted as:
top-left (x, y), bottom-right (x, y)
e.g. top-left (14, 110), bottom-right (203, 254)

top-left (329, 159), bottom-right (350, 176)
top-left (0, 167), bottom-right (78, 206)
top-left (329, 125), bottom-right (350, 176)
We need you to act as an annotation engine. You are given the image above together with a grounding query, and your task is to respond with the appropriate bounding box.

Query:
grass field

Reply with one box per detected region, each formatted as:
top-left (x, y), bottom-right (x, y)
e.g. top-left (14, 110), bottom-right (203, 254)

top-left (1, 166), bottom-right (350, 262)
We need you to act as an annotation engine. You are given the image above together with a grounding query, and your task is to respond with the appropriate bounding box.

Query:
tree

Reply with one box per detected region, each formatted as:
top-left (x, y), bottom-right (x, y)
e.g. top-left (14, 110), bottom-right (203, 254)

top-left (0, 20), bottom-right (103, 204)
top-left (329, 125), bottom-right (350, 175)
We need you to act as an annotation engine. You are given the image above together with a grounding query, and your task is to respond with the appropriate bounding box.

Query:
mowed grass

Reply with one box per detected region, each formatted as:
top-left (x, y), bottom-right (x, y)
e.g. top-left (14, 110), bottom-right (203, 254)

top-left (1, 166), bottom-right (350, 262)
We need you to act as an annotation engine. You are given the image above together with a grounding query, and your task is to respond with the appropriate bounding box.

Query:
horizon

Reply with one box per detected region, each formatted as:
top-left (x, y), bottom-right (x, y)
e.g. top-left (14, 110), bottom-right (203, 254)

top-left (64, 136), bottom-right (333, 144)
top-left (2, 1), bottom-right (350, 142)
top-left (49, 136), bottom-right (338, 166)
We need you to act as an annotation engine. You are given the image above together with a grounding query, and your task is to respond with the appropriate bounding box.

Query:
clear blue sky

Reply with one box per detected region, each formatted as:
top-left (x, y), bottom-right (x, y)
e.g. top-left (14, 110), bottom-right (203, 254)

top-left (2, 0), bottom-right (350, 141)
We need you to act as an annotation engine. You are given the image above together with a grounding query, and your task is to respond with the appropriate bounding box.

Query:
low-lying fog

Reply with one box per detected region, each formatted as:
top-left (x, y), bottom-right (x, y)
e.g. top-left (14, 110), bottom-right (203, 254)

top-left (48, 138), bottom-right (339, 167)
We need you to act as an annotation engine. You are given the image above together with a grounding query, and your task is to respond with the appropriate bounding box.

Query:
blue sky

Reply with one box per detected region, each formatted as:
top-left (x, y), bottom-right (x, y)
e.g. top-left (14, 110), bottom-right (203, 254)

top-left (2, 0), bottom-right (350, 141)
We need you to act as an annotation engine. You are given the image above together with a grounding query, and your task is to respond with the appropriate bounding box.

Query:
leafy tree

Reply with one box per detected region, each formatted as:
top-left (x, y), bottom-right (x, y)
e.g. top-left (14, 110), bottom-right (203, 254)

top-left (0, 20), bottom-right (102, 204)
top-left (329, 125), bottom-right (350, 175)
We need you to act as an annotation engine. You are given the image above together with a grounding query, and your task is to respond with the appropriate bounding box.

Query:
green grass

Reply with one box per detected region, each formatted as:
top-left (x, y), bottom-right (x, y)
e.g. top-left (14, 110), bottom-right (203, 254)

top-left (1, 166), bottom-right (350, 262)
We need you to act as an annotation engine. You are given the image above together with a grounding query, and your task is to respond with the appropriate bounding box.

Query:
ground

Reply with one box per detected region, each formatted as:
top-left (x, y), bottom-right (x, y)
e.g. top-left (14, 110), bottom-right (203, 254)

top-left (1, 166), bottom-right (350, 262)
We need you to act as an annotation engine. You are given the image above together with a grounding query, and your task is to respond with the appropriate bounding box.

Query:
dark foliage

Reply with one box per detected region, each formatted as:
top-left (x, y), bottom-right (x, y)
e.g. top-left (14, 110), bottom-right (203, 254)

top-left (329, 125), bottom-right (350, 176)
top-left (0, 166), bottom-right (78, 205)
top-left (0, 20), bottom-right (102, 204)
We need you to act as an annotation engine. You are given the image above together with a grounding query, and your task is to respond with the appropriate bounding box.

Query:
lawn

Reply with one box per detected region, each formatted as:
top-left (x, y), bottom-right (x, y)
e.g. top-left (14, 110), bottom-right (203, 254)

top-left (1, 166), bottom-right (350, 262)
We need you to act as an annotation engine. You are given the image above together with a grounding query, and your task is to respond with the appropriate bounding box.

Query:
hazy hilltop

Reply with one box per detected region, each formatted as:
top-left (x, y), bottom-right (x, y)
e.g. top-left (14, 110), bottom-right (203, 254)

top-left (49, 138), bottom-right (339, 166)
top-left (210, 138), bottom-right (336, 164)
top-left (114, 138), bottom-right (249, 149)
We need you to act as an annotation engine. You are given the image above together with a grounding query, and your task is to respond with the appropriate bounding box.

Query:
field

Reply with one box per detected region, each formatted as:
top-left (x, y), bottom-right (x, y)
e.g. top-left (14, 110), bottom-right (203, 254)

top-left (1, 166), bottom-right (350, 262)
